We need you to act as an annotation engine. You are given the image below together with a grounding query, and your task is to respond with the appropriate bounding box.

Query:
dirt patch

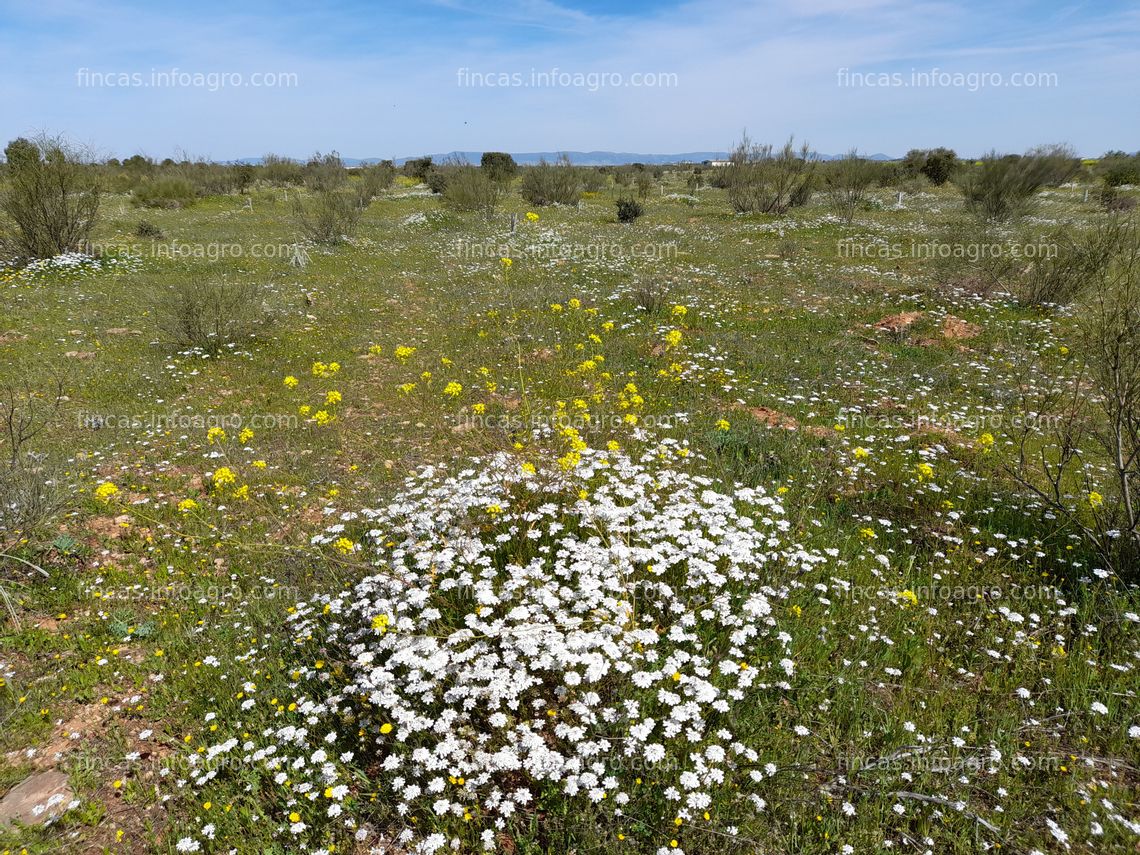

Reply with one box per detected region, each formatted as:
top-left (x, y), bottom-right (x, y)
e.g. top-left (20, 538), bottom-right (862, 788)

top-left (732, 404), bottom-right (837, 438)
top-left (940, 316), bottom-right (982, 340)
top-left (85, 515), bottom-right (134, 540)
top-left (873, 311), bottom-right (924, 334)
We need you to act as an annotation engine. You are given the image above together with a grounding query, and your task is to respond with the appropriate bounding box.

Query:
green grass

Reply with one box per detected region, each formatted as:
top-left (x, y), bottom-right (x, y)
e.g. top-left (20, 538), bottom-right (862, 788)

top-left (0, 177), bottom-right (1137, 853)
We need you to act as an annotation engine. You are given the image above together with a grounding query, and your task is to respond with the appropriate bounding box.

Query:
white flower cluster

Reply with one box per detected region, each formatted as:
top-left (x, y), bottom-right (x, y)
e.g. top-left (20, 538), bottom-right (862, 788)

top-left (197, 442), bottom-right (823, 851)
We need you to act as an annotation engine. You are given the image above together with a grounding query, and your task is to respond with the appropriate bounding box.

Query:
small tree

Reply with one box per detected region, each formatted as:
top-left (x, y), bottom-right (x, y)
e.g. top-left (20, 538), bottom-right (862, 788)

top-left (480, 152), bottom-right (517, 186)
top-left (902, 148), bottom-right (958, 185)
top-left (824, 149), bottom-right (877, 223)
top-left (1, 136), bottom-right (100, 260)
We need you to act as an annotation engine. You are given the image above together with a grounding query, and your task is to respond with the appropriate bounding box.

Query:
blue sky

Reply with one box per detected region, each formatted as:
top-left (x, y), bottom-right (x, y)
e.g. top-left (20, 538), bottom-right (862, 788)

top-left (1, 0), bottom-right (1137, 160)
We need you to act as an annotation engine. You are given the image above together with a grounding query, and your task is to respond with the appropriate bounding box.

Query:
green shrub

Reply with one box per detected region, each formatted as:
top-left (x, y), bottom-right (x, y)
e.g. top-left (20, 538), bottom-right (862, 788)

top-left (519, 156), bottom-right (582, 206)
top-left (262, 154), bottom-right (304, 186)
top-left (1, 136), bottom-right (100, 260)
top-left (135, 220), bottom-right (164, 239)
top-left (402, 157), bottom-right (433, 182)
top-left (823, 149), bottom-right (877, 223)
top-left (304, 152), bottom-right (347, 192)
top-left (292, 190), bottom-right (361, 244)
top-left (442, 167), bottom-right (501, 216)
top-left (480, 152), bottom-right (517, 185)
top-left (1096, 153), bottom-right (1140, 188)
top-left (956, 147), bottom-right (1075, 221)
top-left (1009, 216), bottom-right (1140, 577)
top-left (425, 168), bottom-right (451, 195)
top-left (615, 197), bottom-right (644, 223)
top-left (133, 177), bottom-right (197, 209)
top-left (725, 134), bottom-right (816, 215)
top-left (154, 278), bottom-right (277, 356)
top-left (354, 162), bottom-right (395, 207)
top-left (581, 168), bottom-right (607, 192)
top-left (902, 148), bottom-right (958, 185)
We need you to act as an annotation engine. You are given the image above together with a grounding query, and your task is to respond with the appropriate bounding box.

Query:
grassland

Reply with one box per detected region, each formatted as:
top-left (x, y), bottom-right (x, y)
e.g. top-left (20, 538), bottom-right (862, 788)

top-left (0, 175), bottom-right (1137, 854)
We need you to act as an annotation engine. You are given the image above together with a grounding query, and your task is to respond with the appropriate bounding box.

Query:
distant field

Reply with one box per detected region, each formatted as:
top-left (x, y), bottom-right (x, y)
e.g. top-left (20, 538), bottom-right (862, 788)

top-left (1, 175), bottom-right (1138, 854)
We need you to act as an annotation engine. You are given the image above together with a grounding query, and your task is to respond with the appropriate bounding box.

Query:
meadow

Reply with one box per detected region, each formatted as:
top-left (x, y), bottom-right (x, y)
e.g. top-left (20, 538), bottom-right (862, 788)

top-left (0, 161), bottom-right (1138, 854)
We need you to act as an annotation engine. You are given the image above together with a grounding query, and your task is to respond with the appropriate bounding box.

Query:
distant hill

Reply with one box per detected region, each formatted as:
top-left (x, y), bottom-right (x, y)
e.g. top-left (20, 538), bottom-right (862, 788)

top-left (233, 150), bottom-right (895, 167)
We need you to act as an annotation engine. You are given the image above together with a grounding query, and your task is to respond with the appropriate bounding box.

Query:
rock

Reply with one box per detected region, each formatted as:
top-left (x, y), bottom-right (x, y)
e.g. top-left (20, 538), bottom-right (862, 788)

top-left (0, 770), bottom-right (74, 827)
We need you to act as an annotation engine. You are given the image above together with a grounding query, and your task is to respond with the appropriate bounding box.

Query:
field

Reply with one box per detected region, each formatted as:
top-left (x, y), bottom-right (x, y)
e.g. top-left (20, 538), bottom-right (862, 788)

top-left (1, 174), bottom-right (1138, 854)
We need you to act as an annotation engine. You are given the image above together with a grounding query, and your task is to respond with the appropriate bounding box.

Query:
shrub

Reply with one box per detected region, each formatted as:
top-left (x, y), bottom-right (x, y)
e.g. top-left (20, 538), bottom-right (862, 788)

top-left (631, 279), bottom-right (668, 314)
top-left (635, 172), bottom-right (654, 198)
top-left (480, 151), bottom-right (517, 185)
top-left (424, 168), bottom-right (451, 195)
top-left (725, 134), bottom-right (816, 215)
top-left (1096, 153), bottom-right (1140, 188)
top-left (354, 162), bottom-right (395, 207)
top-left (1, 136), bottom-right (100, 260)
top-left (262, 154), bottom-right (304, 186)
top-left (133, 177), bottom-right (197, 209)
top-left (519, 156), bottom-right (582, 206)
top-left (615, 197), bottom-right (645, 223)
top-left (402, 157), bottom-right (433, 182)
top-left (1013, 222), bottom-right (1123, 306)
top-left (234, 164), bottom-right (256, 193)
top-left (1008, 216), bottom-right (1140, 577)
top-left (442, 167), bottom-right (501, 216)
top-left (154, 278), bottom-right (277, 356)
top-left (0, 454), bottom-right (68, 552)
top-left (931, 215), bottom-right (1127, 305)
top-left (957, 146), bottom-right (1079, 221)
top-left (581, 168), bottom-right (608, 192)
top-left (901, 148), bottom-right (958, 185)
top-left (304, 151), bottom-right (347, 192)
top-left (292, 190), bottom-right (361, 244)
top-left (0, 378), bottom-right (68, 550)
top-left (823, 149), bottom-right (877, 223)
top-left (135, 220), bottom-right (164, 239)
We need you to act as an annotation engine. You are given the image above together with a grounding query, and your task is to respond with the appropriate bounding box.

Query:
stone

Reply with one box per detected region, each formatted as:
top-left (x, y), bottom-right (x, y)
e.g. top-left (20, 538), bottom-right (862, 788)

top-left (0, 770), bottom-right (74, 827)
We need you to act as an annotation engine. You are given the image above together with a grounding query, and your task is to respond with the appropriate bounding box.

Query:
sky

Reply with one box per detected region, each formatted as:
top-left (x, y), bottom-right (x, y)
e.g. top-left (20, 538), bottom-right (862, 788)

top-left (1, 0), bottom-right (1137, 161)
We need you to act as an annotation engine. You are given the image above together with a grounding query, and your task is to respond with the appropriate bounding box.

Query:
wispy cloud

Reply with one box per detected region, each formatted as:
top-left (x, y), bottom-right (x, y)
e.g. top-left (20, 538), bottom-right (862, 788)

top-left (0, 0), bottom-right (1134, 159)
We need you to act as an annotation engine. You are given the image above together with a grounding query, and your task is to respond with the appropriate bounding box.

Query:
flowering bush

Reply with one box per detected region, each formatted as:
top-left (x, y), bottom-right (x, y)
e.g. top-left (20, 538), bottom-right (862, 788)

top-left (191, 440), bottom-right (822, 853)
